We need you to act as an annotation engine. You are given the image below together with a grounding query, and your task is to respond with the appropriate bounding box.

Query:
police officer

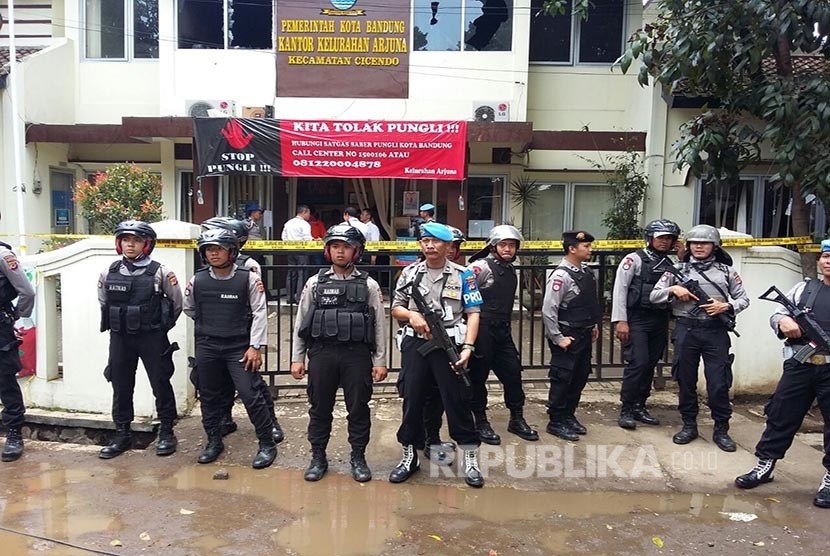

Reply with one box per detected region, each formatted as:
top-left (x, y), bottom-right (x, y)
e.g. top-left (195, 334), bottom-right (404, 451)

top-left (735, 239), bottom-right (830, 508)
top-left (98, 221), bottom-right (182, 459)
top-left (244, 204), bottom-right (264, 240)
top-left (291, 225), bottom-right (388, 482)
top-left (200, 217), bottom-right (284, 444)
top-left (612, 219), bottom-right (683, 430)
top-left (650, 224), bottom-right (749, 451)
top-left (467, 225), bottom-right (538, 444)
top-left (390, 222), bottom-right (484, 488)
top-left (0, 233), bottom-right (35, 462)
top-left (184, 228), bottom-right (277, 469)
top-left (543, 231), bottom-right (600, 441)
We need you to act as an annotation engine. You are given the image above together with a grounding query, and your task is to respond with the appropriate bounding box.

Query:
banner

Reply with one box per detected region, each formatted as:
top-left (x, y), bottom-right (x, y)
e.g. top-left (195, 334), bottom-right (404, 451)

top-left (280, 120), bottom-right (466, 179)
top-left (194, 119), bottom-right (467, 180)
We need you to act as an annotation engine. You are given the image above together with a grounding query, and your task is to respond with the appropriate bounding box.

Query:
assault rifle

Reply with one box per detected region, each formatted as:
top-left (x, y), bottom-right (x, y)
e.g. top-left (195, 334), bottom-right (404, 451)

top-left (400, 281), bottom-right (472, 387)
top-left (759, 285), bottom-right (830, 363)
top-left (654, 257), bottom-right (740, 336)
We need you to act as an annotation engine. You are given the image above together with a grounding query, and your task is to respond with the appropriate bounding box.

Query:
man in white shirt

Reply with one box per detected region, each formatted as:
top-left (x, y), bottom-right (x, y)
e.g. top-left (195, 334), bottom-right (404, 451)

top-left (360, 208), bottom-right (381, 264)
top-left (281, 205), bottom-right (313, 303)
top-left (342, 206), bottom-right (369, 237)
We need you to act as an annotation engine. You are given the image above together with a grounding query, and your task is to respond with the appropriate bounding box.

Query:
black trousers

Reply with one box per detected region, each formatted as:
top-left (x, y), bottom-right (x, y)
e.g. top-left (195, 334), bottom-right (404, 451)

top-left (619, 310), bottom-right (669, 406)
top-left (672, 321), bottom-right (732, 424)
top-left (219, 375), bottom-right (276, 421)
top-left (469, 320), bottom-right (525, 413)
top-left (755, 358), bottom-right (830, 471)
top-left (398, 359), bottom-right (447, 447)
top-left (547, 328), bottom-right (593, 421)
top-left (397, 337), bottom-right (479, 447)
top-left (287, 255), bottom-right (309, 303)
top-left (306, 342), bottom-right (373, 450)
top-left (196, 337), bottom-right (273, 439)
top-left (0, 323), bottom-right (24, 428)
top-left (108, 329), bottom-right (176, 425)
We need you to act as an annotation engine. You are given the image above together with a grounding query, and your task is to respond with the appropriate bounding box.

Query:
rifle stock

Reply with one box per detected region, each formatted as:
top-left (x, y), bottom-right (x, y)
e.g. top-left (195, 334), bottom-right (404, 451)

top-left (759, 285), bottom-right (830, 362)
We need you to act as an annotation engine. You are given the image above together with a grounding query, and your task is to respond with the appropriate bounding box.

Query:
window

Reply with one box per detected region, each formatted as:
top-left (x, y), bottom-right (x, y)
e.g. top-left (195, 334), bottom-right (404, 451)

top-left (413, 0), bottom-right (513, 52)
top-left (465, 176), bottom-right (505, 237)
top-left (529, 0), bottom-right (625, 64)
top-left (85, 0), bottom-right (158, 59)
top-left (696, 176), bottom-right (826, 238)
top-left (177, 0), bottom-right (272, 49)
top-left (524, 181), bottom-right (614, 239)
top-left (50, 170), bottom-right (76, 234)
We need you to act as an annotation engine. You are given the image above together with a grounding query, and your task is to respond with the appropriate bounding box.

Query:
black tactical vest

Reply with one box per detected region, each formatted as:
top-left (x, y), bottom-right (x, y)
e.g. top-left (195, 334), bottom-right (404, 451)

top-left (626, 249), bottom-right (665, 311)
top-left (298, 270), bottom-right (375, 347)
top-left (0, 242), bottom-right (19, 311)
top-left (796, 279), bottom-right (830, 342)
top-left (192, 267), bottom-right (252, 339)
top-left (237, 253), bottom-right (251, 266)
top-left (480, 256), bottom-right (517, 322)
top-left (558, 266), bottom-right (601, 328)
top-left (101, 260), bottom-right (165, 334)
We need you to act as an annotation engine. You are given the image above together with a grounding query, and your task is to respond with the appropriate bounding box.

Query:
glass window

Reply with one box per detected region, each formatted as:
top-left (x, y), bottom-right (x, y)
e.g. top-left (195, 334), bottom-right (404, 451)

top-left (572, 184), bottom-right (614, 237)
top-left (134, 0), bottom-right (159, 58)
top-left (229, 0), bottom-right (273, 49)
top-left (577, 0), bottom-right (624, 63)
top-left (414, 0), bottom-right (462, 51)
top-left (466, 176), bottom-right (504, 237)
top-left (464, 0), bottom-right (513, 51)
top-left (85, 0), bottom-right (126, 59)
top-left (698, 177), bottom-right (754, 234)
top-left (178, 0), bottom-right (223, 49)
top-left (525, 183), bottom-right (566, 239)
top-left (529, 0), bottom-right (624, 64)
top-left (178, 0), bottom-right (271, 49)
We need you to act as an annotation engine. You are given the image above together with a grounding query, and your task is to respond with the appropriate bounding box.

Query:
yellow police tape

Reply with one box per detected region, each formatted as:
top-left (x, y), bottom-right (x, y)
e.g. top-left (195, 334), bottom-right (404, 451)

top-left (5, 234), bottom-right (819, 251)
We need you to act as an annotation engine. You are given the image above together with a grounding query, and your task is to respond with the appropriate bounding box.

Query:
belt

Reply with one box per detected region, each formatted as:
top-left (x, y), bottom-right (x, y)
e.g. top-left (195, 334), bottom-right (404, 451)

top-left (676, 317), bottom-right (725, 329)
top-left (399, 323), bottom-right (466, 343)
top-left (782, 345), bottom-right (830, 365)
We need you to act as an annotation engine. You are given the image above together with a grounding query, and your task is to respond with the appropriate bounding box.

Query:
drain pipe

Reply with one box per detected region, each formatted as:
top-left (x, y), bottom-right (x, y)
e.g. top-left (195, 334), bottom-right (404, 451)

top-left (6, 0), bottom-right (28, 252)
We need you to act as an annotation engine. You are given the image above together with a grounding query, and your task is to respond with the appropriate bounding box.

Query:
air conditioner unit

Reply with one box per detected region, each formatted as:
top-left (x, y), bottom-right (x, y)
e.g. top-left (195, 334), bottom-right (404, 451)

top-left (185, 99), bottom-right (236, 118)
top-left (472, 101), bottom-right (509, 123)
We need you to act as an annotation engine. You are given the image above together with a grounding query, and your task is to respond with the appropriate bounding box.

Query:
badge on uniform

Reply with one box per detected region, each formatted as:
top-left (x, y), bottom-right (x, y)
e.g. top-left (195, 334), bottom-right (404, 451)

top-left (552, 278), bottom-right (563, 292)
top-left (256, 279), bottom-right (265, 293)
top-left (3, 255), bottom-right (19, 271)
top-left (168, 273), bottom-right (178, 287)
top-left (622, 257), bottom-right (633, 271)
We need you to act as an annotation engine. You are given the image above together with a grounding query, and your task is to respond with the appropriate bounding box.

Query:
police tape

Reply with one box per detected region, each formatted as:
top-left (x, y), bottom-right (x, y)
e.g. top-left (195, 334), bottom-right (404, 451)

top-left (5, 234), bottom-right (821, 252)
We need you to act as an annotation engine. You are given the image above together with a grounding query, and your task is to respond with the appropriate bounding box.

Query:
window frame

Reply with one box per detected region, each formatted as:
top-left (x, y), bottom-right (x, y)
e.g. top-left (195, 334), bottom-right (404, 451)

top-left (412, 0), bottom-right (514, 53)
top-left (175, 0), bottom-right (274, 51)
top-left (529, 0), bottom-right (627, 67)
top-left (82, 0), bottom-right (159, 62)
top-left (523, 181), bottom-right (613, 238)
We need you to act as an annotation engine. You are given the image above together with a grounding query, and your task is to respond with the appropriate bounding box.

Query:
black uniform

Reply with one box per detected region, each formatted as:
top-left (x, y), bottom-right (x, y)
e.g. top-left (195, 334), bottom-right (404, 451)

top-left (468, 255), bottom-right (526, 413)
top-left (99, 258), bottom-right (181, 427)
top-left (612, 249), bottom-right (671, 408)
top-left (543, 262), bottom-right (601, 423)
top-left (293, 268), bottom-right (387, 452)
top-left (184, 266), bottom-right (273, 441)
top-left (0, 242), bottom-right (35, 431)
top-left (755, 279), bottom-right (830, 470)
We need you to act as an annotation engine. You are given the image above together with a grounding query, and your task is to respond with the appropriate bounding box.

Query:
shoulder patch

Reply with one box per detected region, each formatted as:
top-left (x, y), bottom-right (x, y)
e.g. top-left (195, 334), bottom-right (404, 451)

top-left (185, 279), bottom-right (193, 297)
top-left (622, 257), bottom-right (633, 271)
top-left (167, 273), bottom-right (178, 287)
top-left (3, 254), bottom-right (19, 271)
top-left (733, 272), bottom-right (743, 285)
top-left (256, 279), bottom-right (265, 293)
top-left (552, 278), bottom-right (563, 292)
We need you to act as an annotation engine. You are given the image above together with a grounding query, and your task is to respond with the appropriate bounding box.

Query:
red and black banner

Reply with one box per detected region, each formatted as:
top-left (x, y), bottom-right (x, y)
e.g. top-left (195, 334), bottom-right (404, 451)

top-left (194, 119), bottom-right (467, 180)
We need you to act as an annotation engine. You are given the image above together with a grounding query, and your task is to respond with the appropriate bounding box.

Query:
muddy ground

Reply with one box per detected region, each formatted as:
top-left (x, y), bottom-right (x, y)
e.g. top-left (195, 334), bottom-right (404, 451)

top-left (1, 387), bottom-right (828, 556)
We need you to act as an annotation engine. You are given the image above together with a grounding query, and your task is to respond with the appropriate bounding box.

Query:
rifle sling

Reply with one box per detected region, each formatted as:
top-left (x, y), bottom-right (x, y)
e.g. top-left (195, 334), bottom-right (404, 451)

top-left (695, 267), bottom-right (730, 303)
top-left (413, 266), bottom-right (450, 318)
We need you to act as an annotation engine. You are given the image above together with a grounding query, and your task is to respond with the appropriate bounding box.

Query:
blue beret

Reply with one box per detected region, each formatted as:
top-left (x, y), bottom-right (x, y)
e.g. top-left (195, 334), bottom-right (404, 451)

top-left (822, 239), bottom-right (830, 253)
top-left (420, 222), bottom-right (453, 242)
top-left (245, 204), bottom-right (263, 215)
top-left (419, 203), bottom-right (435, 211)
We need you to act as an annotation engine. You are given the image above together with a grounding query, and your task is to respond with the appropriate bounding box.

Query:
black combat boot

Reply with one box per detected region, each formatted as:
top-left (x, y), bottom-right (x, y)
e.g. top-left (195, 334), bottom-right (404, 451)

top-left (99, 423), bottom-right (132, 459)
top-left (632, 404), bottom-right (660, 426)
top-left (712, 422), bottom-right (736, 452)
top-left (618, 405), bottom-right (637, 430)
top-left (389, 445), bottom-right (420, 483)
top-left (156, 423), bottom-right (178, 456)
top-left (507, 408), bottom-right (539, 441)
top-left (735, 458), bottom-right (775, 489)
top-left (2, 427), bottom-right (24, 462)
top-left (473, 410), bottom-right (501, 445)
top-left (462, 450), bottom-right (484, 488)
top-left (271, 418), bottom-right (285, 444)
top-left (546, 419), bottom-right (579, 442)
top-left (814, 472), bottom-right (830, 509)
top-left (350, 447), bottom-right (372, 482)
top-left (197, 431), bottom-right (224, 464)
top-left (672, 420), bottom-right (698, 445)
top-left (252, 437), bottom-right (277, 469)
top-left (304, 448), bottom-right (328, 482)
top-left (565, 415), bottom-right (587, 435)
top-left (219, 415), bottom-right (238, 437)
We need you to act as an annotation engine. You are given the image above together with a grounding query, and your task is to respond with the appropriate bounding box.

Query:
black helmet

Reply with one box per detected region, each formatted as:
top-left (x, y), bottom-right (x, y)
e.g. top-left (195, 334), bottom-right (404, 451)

top-left (644, 219), bottom-right (681, 243)
top-left (324, 224), bottom-right (365, 264)
top-left (197, 228), bottom-right (239, 264)
top-left (202, 216), bottom-right (249, 247)
top-left (115, 220), bottom-right (156, 257)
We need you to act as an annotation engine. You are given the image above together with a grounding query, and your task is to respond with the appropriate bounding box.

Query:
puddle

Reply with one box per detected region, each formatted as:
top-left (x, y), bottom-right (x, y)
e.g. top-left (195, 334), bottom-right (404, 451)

top-left (0, 461), bottom-right (797, 556)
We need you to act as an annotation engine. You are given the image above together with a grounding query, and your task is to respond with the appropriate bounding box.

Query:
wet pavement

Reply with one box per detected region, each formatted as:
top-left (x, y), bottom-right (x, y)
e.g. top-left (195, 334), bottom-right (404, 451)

top-left (1, 389), bottom-right (829, 555)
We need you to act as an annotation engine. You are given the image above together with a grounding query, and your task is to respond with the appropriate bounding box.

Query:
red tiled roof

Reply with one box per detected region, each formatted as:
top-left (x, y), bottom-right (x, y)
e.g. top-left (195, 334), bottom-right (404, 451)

top-left (0, 46), bottom-right (46, 77)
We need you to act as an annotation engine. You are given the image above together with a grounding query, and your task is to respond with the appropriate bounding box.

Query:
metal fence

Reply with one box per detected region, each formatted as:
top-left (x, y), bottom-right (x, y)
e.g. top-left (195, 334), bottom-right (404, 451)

top-left (255, 249), bottom-right (671, 394)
